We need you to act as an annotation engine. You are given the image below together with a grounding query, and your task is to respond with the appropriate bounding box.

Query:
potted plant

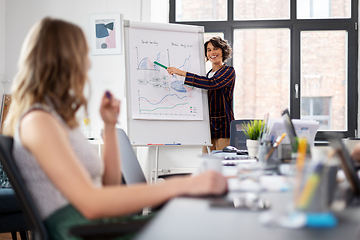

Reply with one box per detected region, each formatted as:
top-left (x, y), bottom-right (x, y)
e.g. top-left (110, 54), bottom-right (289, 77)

top-left (242, 120), bottom-right (266, 158)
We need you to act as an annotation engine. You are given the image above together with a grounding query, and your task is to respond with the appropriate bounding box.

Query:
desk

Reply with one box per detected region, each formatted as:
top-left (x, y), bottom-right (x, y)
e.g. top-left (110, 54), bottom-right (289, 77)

top-left (134, 193), bottom-right (360, 240)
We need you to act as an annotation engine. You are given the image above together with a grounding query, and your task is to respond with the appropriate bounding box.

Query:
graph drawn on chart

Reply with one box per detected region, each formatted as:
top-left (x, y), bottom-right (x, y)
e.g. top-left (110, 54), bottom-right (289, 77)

top-left (138, 92), bottom-right (200, 116)
top-left (136, 47), bottom-right (171, 71)
top-left (129, 29), bottom-right (204, 120)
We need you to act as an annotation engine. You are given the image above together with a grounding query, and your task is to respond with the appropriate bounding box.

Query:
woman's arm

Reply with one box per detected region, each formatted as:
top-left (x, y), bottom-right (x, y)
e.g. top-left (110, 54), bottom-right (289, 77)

top-left (99, 91), bottom-right (121, 185)
top-left (167, 66), bottom-right (235, 90)
top-left (184, 66), bottom-right (235, 90)
top-left (20, 111), bottom-right (227, 220)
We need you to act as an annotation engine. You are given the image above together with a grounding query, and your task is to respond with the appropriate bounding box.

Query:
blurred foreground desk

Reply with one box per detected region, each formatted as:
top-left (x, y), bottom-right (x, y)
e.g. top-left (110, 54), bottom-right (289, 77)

top-left (134, 192), bottom-right (360, 240)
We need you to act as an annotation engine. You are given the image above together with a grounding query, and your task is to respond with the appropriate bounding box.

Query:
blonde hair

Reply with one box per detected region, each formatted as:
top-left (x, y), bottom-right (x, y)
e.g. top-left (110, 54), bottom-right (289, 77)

top-left (4, 17), bottom-right (89, 136)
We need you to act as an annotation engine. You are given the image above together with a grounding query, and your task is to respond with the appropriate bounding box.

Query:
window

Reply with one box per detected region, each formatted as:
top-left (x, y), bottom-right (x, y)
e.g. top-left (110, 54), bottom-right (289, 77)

top-left (302, 97), bottom-right (332, 130)
top-left (234, 0), bottom-right (290, 20)
top-left (233, 28), bottom-right (290, 119)
top-left (300, 31), bottom-right (347, 131)
top-left (170, 0), bottom-right (358, 139)
top-left (297, 0), bottom-right (351, 19)
top-left (175, 0), bottom-right (227, 21)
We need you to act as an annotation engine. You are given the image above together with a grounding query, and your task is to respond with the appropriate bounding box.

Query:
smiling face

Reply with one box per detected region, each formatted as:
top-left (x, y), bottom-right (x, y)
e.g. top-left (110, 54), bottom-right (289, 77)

top-left (206, 42), bottom-right (223, 65)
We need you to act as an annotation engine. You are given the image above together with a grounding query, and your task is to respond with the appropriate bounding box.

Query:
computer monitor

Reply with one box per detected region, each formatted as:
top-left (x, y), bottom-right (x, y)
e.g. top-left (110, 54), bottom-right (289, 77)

top-left (267, 118), bottom-right (320, 147)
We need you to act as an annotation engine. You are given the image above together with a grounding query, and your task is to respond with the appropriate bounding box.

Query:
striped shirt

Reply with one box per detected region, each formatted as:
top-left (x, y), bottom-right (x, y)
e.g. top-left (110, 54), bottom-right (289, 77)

top-left (184, 65), bottom-right (235, 139)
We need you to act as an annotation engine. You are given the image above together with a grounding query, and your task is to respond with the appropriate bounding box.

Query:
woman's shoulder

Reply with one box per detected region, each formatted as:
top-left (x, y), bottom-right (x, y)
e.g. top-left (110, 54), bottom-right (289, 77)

top-left (219, 65), bottom-right (235, 75)
top-left (223, 65), bottom-right (234, 71)
top-left (20, 109), bottom-right (68, 148)
top-left (21, 109), bottom-right (55, 125)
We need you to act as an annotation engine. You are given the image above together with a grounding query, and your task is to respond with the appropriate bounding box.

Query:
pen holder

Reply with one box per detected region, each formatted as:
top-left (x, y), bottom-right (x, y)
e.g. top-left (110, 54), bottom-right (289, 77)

top-left (294, 163), bottom-right (337, 212)
top-left (257, 141), bottom-right (279, 166)
top-left (278, 143), bottom-right (293, 161)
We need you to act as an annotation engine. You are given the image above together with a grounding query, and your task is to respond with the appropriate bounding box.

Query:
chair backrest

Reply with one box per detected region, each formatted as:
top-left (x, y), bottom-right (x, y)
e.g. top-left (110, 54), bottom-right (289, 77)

top-left (229, 120), bottom-right (253, 150)
top-left (117, 128), bottom-right (147, 185)
top-left (0, 135), bottom-right (48, 240)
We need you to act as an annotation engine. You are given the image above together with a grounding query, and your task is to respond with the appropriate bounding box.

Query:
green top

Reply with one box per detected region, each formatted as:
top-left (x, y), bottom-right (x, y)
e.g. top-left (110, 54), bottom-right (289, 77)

top-left (44, 204), bottom-right (154, 240)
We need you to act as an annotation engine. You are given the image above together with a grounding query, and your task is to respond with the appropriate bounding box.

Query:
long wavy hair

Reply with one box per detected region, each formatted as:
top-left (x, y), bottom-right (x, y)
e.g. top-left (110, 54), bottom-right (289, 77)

top-left (4, 17), bottom-right (89, 136)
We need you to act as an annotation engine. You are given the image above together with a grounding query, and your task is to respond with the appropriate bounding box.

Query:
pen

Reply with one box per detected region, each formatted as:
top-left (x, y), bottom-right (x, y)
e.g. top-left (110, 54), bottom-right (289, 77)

top-left (105, 90), bottom-right (119, 124)
top-left (294, 138), bottom-right (307, 202)
top-left (265, 133), bottom-right (286, 161)
top-left (105, 90), bottom-right (111, 99)
top-left (260, 113), bottom-right (269, 143)
top-left (147, 143), bottom-right (182, 145)
top-left (154, 61), bottom-right (168, 69)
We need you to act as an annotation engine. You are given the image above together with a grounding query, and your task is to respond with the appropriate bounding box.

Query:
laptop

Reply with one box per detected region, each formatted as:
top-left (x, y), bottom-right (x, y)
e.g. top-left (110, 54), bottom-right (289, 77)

top-left (117, 128), bottom-right (147, 185)
top-left (325, 132), bottom-right (360, 198)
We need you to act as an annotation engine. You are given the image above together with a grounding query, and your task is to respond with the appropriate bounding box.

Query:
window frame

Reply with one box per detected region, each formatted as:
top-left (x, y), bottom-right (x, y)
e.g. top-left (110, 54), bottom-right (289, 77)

top-left (169, 0), bottom-right (358, 140)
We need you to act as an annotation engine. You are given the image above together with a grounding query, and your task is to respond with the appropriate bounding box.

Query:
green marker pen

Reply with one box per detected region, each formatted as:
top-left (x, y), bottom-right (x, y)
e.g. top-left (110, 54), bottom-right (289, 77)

top-left (154, 61), bottom-right (168, 69)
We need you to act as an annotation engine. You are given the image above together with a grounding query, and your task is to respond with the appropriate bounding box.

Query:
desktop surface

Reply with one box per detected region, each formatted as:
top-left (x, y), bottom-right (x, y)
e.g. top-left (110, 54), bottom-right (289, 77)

top-left (134, 192), bottom-right (360, 240)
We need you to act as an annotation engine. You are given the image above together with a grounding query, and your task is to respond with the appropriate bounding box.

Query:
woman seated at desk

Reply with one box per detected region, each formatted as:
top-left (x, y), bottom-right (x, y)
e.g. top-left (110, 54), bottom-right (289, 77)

top-left (4, 17), bottom-right (228, 240)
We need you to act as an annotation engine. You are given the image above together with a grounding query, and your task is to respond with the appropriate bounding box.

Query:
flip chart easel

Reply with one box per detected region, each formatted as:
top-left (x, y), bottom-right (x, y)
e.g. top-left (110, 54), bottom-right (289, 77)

top-left (123, 20), bottom-right (211, 181)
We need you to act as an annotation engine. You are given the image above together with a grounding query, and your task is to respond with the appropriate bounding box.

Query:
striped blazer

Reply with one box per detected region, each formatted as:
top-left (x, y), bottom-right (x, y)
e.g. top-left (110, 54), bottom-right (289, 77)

top-left (184, 65), bottom-right (235, 139)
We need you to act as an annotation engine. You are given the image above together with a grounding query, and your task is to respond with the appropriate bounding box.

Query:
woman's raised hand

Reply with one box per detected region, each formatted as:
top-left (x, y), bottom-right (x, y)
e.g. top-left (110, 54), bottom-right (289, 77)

top-left (100, 91), bottom-right (120, 125)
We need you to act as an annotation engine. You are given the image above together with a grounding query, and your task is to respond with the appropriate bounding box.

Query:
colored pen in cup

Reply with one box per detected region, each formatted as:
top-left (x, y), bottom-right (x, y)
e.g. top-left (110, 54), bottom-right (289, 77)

top-left (265, 133), bottom-right (286, 161)
top-left (105, 91), bottom-right (120, 124)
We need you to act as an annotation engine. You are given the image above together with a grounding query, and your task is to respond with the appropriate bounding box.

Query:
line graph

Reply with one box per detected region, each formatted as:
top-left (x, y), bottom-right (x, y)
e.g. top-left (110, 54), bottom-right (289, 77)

top-left (138, 92), bottom-right (196, 116)
top-left (139, 94), bottom-right (187, 105)
top-left (178, 55), bottom-right (191, 71)
top-left (136, 48), bottom-right (170, 71)
top-left (140, 102), bottom-right (189, 112)
top-left (129, 30), bottom-right (203, 120)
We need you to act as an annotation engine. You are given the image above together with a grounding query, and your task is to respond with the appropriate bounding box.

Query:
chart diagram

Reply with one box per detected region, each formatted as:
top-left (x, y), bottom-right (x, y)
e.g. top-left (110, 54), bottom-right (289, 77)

top-left (129, 28), bottom-right (204, 120)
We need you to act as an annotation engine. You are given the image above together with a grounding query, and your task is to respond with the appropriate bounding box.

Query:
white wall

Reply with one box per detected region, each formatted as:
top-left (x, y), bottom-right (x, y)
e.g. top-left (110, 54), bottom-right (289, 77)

top-left (3, 0), bottom-right (203, 181)
top-left (151, 0), bottom-right (169, 23)
top-left (0, 0), bottom-right (7, 98)
top-left (5, 0), bottom-right (153, 138)
top-left (358, 3), bottom-right (360, 137)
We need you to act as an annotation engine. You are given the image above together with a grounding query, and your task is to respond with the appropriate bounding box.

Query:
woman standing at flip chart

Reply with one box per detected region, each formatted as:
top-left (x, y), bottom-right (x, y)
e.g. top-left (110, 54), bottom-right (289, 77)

top-left (167, 36), bottom-right (235, 153)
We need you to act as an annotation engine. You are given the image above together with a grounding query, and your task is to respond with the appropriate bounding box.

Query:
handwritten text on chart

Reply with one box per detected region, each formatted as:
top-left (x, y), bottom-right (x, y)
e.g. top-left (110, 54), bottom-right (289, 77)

top-left (142, 40), bottom-right (159, 46)
top-left (171, 42), bottom-right (193, 48)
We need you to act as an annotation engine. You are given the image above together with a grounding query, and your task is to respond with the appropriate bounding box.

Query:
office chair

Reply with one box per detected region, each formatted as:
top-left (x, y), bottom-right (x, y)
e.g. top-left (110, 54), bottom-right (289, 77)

top-left (0, 135), bottom-right (48, 240)
top-left (0, 188), bottom-right (29, 240)
top-left (117, 128), bottom-right (147, 185)
top-left (117, 128), bottom-right (190, 183)
top-left (0, 135), bottom-right (150, 240)
top-left (229, 120), bottom-right (254, 150)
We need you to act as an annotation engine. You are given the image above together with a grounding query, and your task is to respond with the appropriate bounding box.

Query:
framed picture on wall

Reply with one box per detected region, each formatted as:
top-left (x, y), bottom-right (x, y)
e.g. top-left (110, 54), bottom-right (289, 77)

top-left (90, 14), bottom-right (122, 55)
